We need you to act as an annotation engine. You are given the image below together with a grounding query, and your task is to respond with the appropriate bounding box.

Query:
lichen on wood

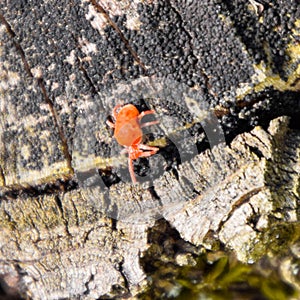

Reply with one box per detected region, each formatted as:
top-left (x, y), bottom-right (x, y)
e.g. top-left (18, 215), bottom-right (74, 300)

top-left (0, 0), bottom-right (300, 299)
top-left (0, 116), bottom-right (299, 299)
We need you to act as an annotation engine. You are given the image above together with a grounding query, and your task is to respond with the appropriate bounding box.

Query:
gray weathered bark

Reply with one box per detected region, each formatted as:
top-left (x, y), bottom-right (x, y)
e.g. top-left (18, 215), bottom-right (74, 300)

top-left (0, 0), bottom-right (299, 298)
top-left (0, 116), bottom-right (299, 299)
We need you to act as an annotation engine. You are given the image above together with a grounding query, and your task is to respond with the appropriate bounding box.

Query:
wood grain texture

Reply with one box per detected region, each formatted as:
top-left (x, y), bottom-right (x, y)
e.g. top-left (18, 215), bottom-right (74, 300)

top-left (0, 0), bottom-right (299, 298)
top-left (0, 116), bottom-right (299, 299)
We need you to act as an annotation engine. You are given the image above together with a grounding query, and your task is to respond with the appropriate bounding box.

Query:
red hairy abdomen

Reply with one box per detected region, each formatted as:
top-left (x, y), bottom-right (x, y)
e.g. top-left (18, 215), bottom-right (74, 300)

top-left (114, 104), bottom-right (142, 146)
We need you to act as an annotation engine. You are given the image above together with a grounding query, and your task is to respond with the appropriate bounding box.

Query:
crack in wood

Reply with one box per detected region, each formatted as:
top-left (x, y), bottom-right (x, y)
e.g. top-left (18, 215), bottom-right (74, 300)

top-left (54, 194), bottom-right (72, 237)
top-left (78, 62), bottom-right (98, 95)
top-left (168, 1), bottom-right (219, 96)
top-left (0, 12), bottom-right (74, 177)
top-left (0, 179), bottom-right (78, 201)
top-left (0, 166), bottom-right (6, 186)
top-left (216, 187), bottom-right (264, 234)
top-left (89, 0), bottom-right (147, 72)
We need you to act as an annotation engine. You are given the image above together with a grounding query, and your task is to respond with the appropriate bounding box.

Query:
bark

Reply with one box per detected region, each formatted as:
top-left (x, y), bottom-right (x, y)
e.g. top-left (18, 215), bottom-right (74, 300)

top-left (0, 0), bottom-right (299, 299)
top-left (0, 116), bottom-right (299, 299)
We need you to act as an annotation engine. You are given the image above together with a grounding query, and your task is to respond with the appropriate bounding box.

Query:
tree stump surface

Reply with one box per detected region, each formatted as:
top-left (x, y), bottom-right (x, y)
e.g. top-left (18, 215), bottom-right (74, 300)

top-left (0, 0), bottom-right (299, 299)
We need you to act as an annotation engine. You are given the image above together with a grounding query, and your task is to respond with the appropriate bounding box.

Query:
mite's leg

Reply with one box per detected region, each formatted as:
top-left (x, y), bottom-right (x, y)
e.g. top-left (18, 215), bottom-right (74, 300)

top-left (107, 104), bottom-right (123, 127)
top-left (140, 120), bottom-right (159, 128)
top-left (106, 119), bottom-right (115, 128)
top-left (138, 144), bottom-right (159, 156)
top-left (112, 104), bottom-right (123, 120)
top-left (138, 110), bottom-right (159, 128)
top-left (128, 157), bottom-right (137, 184)
top-left (138, 109), bottom-right (155, 119)
top-left (120, 148), bottom-right (129, 155)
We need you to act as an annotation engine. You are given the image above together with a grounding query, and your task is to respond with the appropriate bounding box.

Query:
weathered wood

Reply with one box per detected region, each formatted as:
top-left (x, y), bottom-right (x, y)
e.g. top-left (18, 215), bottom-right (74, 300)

top-left (0, 190), bottom-right (151, 299)
top-left (0, 24), bottom-right (72, 189)
top-left (0, 0), bottom-right (300, 298)
top-left (0, 0), bottom-right (299, 192)
top-left (0, 116), bottom-right (299, 299)
top-left (165, 116), bottom-right (299, 262)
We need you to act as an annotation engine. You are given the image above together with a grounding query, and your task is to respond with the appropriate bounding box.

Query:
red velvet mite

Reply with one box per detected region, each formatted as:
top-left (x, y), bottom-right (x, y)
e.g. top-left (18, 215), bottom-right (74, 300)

top-left (107, 104), bottom-right (159, 183)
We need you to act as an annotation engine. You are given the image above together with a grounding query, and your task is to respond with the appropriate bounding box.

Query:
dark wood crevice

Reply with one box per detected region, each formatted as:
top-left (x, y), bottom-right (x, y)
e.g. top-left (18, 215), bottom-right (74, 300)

top-left (0, 12), bottom-right (74, 177)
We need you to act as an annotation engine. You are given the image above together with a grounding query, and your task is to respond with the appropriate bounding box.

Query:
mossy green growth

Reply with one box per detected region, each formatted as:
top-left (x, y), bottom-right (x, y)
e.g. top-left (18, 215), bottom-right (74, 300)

top-left (139, 250), bottom-right (297, 300)
top-left (139, 219), bottom-right (300, 300)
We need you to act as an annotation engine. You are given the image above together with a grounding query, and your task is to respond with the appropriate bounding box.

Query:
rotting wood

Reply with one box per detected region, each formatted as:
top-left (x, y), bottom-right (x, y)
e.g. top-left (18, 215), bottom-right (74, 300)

top-left (0, 116), bottom-right (299, 299)
top-left (0, 0), bottom-right (300, 299)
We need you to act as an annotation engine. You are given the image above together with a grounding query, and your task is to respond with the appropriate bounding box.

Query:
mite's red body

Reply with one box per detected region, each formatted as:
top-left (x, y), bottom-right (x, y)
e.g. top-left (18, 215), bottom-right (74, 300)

top-left (107, 104), bottom-right (159, 183)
